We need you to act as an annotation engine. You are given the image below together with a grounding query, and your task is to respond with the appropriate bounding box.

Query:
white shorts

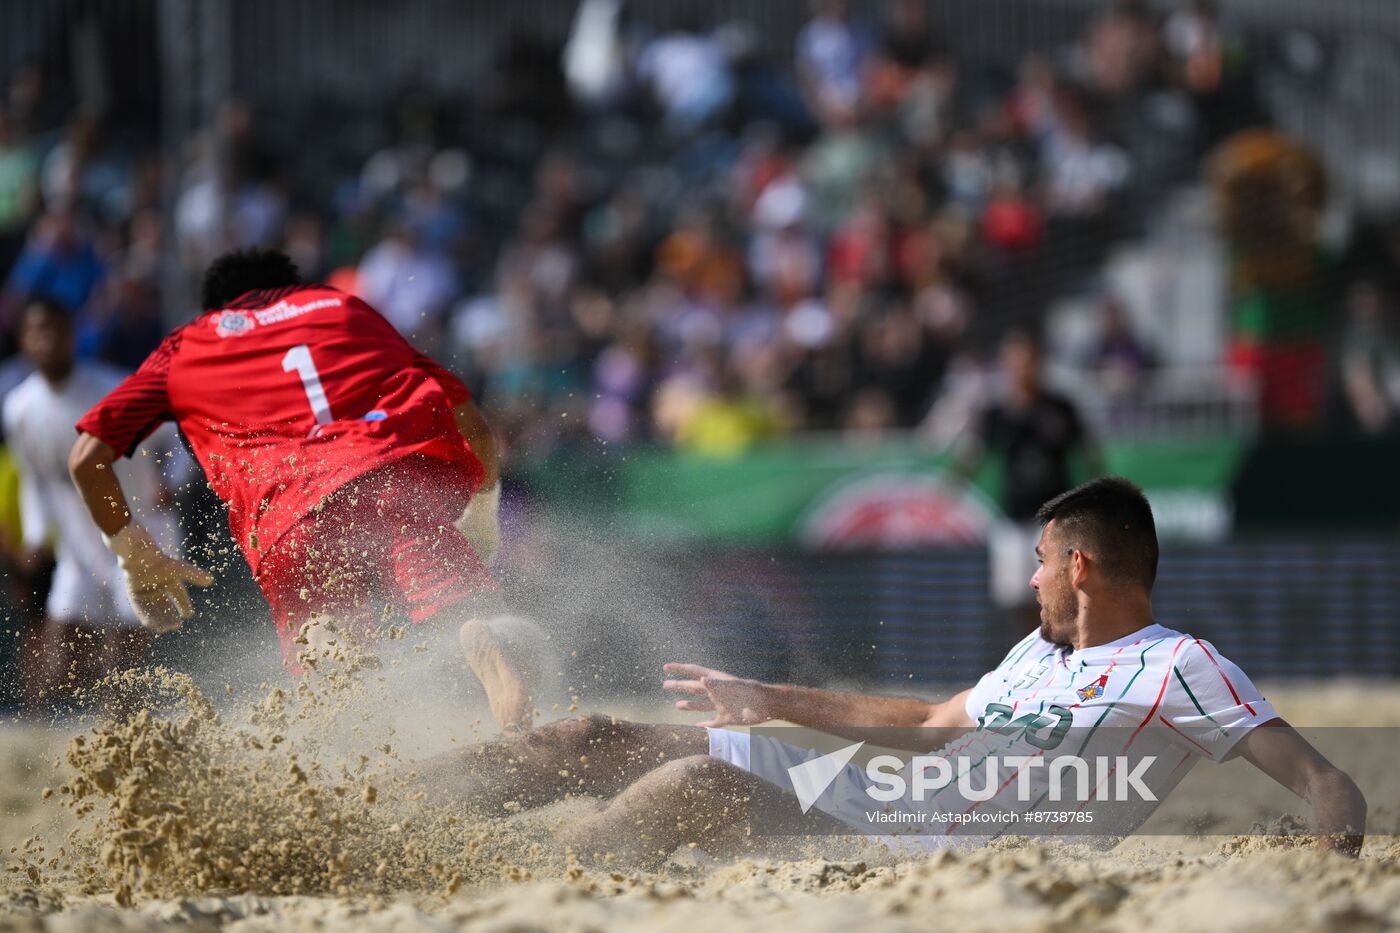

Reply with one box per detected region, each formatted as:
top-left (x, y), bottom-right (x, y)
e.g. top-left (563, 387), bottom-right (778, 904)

top-left (707, 727), bottom-right (955, 854)
top-left (989, 521), bottom-right (1041, 607)
top-left (46, 558), bottom-right (139, 629)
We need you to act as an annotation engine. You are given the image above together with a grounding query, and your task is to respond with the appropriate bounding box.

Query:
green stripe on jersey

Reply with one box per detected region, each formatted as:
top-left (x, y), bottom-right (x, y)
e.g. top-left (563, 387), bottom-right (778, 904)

top-left (1000, 635), bottom-right (1041, 671)
top-left (1072, 637), bottom-right (1169, 757)
top-left (1172, 666), bottom-right (1221, 727)
top-left (1003, 637), bottom-right (1170, 840)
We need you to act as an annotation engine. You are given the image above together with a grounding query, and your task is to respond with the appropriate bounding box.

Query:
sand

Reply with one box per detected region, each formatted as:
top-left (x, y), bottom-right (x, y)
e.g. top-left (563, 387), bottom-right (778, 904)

top-left (2, 671), bottom-right (1398, 932)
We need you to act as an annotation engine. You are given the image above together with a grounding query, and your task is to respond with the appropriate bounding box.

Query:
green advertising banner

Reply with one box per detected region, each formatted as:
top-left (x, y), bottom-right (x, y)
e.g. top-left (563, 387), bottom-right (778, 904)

top-left (527, 435), bottom-right (1246, 547)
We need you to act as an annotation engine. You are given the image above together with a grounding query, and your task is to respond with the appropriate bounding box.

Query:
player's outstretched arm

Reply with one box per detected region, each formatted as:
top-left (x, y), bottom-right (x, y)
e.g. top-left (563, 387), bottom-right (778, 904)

top-left (70, 432), bottom-right (214, 632)
top-left (1234, 718), bottom-right (1367, 856)
top-left (452, 398), bottom-right (499, 489)
top-left (664, 663), bottom-right (974, 747)
top-left (69, 431), bottom-right (135, 537)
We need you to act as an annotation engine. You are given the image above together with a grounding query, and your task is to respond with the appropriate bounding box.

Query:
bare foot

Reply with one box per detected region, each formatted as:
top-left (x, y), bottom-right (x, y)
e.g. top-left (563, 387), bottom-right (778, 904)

top-left (459, 618), bottom-right (534, 731)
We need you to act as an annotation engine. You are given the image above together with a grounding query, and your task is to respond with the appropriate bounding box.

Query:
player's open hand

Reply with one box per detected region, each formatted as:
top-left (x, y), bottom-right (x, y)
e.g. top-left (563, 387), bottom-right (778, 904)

top-left (663, 662), bottom-right (775, 727)
top-left (105, 523), bottom-right (215, 633)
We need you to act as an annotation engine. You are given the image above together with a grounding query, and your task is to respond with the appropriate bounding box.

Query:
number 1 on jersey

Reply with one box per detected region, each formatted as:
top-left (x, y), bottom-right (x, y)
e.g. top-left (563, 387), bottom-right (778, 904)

top-left (282, 344), bottom-right (333, 424)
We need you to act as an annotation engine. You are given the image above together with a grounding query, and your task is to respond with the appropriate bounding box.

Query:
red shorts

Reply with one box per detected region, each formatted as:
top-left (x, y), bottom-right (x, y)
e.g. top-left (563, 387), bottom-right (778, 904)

top-left (256, 456), bottom-right (498, 666)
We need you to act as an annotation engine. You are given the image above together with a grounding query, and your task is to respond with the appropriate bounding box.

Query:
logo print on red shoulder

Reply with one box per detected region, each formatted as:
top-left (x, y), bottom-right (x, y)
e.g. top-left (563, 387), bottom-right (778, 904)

top-left (214, 310), bottom-right (256, 338)
top-left (1076, 673), bottom-right (1110, 702)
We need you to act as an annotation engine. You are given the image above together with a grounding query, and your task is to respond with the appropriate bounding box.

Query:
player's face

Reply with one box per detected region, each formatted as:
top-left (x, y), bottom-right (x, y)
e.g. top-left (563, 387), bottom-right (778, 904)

top-left (1000, 336), bottom-right (1039, 390)
top-left (19, 307), bottom-right (74, 380)
top-left (1030, 522), bottom-right (1076, 646)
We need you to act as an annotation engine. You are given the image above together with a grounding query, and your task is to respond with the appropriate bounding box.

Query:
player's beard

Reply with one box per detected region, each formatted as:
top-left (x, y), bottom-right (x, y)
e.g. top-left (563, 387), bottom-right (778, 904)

top-left (1037, 577), bottom-right (1076, 649)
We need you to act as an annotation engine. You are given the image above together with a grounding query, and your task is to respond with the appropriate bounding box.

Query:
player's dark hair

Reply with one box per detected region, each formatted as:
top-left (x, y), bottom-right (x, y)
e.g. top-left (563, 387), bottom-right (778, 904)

top-left (200, 248), bottom-right (301, 310)
top-left (21, 294), bottom-right (74, 325)
top-left (1035, 476), bottom-right (1158, 591)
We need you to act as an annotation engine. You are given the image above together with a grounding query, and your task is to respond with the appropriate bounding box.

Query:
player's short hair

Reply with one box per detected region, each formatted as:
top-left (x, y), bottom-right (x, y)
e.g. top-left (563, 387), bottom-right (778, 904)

top-left (20, 294), bottom-right (74, 325)
top-left (1035, 476), bottom-right (1158, 591)
top-left (200, 248), bottom-right (301, 310)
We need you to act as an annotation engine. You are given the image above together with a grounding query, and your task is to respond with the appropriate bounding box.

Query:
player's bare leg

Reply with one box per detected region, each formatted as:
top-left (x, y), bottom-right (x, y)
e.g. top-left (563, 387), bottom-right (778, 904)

top-left (410, 714), bottom-right (708, 813)
top-left (556, 754), bottom-right (764, 868)
top-left (410, 716), bottom-right (791, 867)
top-left (457, 614), bottom-right (545, 732)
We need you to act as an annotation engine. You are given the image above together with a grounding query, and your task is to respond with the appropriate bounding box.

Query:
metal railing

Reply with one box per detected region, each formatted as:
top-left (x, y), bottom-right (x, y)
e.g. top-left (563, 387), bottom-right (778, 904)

top-left (1055, 364), bottom-right (1260, 440)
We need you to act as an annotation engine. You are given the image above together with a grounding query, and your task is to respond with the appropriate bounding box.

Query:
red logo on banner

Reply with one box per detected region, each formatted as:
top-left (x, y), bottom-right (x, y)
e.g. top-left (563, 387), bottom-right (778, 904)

top-left (799, 474), bottom-right (993, 551)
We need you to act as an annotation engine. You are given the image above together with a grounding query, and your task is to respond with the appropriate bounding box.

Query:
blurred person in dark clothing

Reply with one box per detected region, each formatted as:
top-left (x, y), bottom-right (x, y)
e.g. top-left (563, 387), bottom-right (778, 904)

top-left (1093, 296), bottom-right (1154, 390)
top-left (854, 299), bottom-right (942, 426)
top-left (782, 339), bottom-right (855, 431)
top-left (866, 0), bottom-right (948, 111)
top-left (955, 331), bottom-right (1101, 626)
top-left (1336, 278), bottom-right (1400, 437)
top-left (1084, 0), bottom-right (1164, 100)
top-left (582, 184), bottom-right (652, 295)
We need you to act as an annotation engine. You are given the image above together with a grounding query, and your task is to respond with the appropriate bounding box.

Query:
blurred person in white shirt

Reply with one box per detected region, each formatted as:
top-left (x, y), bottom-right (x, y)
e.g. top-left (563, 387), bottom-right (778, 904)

top-left (3, 296), bottom-right (180, 715)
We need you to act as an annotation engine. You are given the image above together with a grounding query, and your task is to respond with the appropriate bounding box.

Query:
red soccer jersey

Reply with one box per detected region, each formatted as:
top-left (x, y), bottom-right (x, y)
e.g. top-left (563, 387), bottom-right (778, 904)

top-left (76, 285), bottom-right (485, 574)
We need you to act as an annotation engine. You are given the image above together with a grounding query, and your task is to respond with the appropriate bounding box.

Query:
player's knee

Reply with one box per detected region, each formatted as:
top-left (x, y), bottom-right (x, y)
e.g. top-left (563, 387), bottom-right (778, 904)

top-left (534, 713), bottom-right (613, 752)
top-left (643, 756), bottom-right (754, 823)
top-left (649, 754), bottom-right (711, 780)
top-left (652, 754), bottom-right (747, 793)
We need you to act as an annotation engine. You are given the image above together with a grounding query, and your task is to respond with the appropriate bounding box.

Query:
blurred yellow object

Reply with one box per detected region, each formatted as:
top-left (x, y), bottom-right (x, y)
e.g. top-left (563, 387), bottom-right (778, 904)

top-left (0, 445), bottom-right (24, 553)
top-left (676, 397), bottom-right (784, 459)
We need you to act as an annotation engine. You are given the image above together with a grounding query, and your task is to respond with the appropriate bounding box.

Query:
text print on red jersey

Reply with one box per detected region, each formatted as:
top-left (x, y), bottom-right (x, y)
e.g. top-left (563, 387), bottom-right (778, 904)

top-left (213, 296), bottom-right (343, 338)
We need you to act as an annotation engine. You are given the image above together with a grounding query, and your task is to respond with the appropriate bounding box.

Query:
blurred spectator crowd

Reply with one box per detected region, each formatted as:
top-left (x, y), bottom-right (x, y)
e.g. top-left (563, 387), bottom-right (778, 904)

top-left (0, 0), bottom-right (1398, 466)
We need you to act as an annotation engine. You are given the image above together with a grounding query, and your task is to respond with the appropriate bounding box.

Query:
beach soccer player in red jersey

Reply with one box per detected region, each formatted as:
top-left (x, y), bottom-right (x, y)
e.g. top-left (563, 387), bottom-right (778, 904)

top-left (67, 248), bottom-right (539, 730)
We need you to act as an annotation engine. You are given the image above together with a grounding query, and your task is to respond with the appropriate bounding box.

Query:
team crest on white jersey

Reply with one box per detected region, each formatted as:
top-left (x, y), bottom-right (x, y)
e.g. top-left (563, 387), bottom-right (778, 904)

top-left (215, 310), bottom-right (256, 338)
top-left (1077, 673), bottom-right (1110, 701)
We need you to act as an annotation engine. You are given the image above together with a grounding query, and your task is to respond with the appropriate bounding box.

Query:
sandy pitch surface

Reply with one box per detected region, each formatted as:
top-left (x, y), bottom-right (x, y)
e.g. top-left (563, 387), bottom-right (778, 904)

top-left (1, 678), bottom-right (1398, 932)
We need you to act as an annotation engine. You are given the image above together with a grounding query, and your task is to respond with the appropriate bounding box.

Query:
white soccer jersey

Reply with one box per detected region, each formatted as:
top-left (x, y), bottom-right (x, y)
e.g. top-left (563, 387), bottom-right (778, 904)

top-left (3, 365), bottom-right (179, 627)
top-left (940, 623), bottom-right (1278, 833)
top-left (709, 622), bottom-right (1278, 846)
top-left (964, 623), bottom-right (1277, 762)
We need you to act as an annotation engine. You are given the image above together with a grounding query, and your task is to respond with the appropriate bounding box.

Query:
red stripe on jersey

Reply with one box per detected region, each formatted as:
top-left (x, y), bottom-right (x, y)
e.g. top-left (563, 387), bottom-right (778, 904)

top-left (1122, 637), bottom-right (1190, 754)
top-left (947, 749), bottom-right (1047, 834)
top-left (1060, 637), bottom-right (1184, 823)
top-left (76, 335), bottom-right (177, 455)
top-left (1192, 639), bottom-right (1257, 715)
top-left (1169, 749), bottom-right (1194, 773)
top-left (1156, 714), bottom-right (1212, 756)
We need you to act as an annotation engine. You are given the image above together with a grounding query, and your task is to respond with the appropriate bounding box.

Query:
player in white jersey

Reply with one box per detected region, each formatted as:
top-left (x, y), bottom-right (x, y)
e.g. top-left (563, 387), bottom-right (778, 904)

top-left (417, 477), bottom-right (1365, 865)
top-left (3, 297), bottom-right (180, 713)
